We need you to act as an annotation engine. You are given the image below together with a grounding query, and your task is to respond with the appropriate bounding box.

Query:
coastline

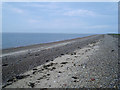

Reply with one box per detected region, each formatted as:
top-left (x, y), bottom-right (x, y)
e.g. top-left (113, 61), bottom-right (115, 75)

top-left (2, 34), bottom-right (102, 85)
top-left (2, 34), bottom-right (119, 88)
top-left (2, 34), bottom-right (96, 54)
top-left (2, 33), bottom-right (92, 50)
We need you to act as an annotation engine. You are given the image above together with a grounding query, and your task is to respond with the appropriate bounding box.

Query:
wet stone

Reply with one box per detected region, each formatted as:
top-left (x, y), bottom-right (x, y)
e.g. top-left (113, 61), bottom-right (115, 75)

top-left (61, 62), bottom-right (68, 64)
top-left (66, 52), bottom-right (69, 54)
top-left (52, 67), bottom-right (56, 70)
top-left (58, 71), bottom-right (62, 73)
top-left (19, 60), bottom-right (22, 61)
top-left (16, 75), bottom-right (30, 79)
top-left (29, 54), bottom-right (32, 56)
top-left (61, 65), bottom-right (63, 67)
top-left (47, 78), bottom-right (49, 80)
top-left (46, 60), bottom-right (49, 62)
top-left (47, 74), bottom-right (50, 76)
top-left (111, 50), bottom-right (115, 52)
top-left (7, 77), bottom-right (16, 82)
top-left (61, 53), bottom-right (64, 55)
top-left (35, 54), bottom-right (39, 56)
top-left (38, 75), bottom-right (46, 80)
top-left (85, 50), bottom-right (88, 52)
top-left (78, 47), bottom-right (81, 49)
top-left (28, 82), bottom-right (35, 88)
top-left (46, 62), bottom-right (56, 67)
top-left (71, 52), bottom-right (77, 55)
top-left (71, 53), bottom-right (74, 55)
top-left (24, 56), bottom-right (27, 58)
top-left (41, 68), bottom-right (44, 71)
top-left (37, 77), bottom-right (43, 80)
top-left (74, 52), bottom-right (76, 55)
top-left (49, 85), bottom-right (51, 87)
top-left (73, 80), bottom-right (79, 82)
top-left (2, 64), bottom-right (8, 66)
top-left (43, 65), bottom-right (48, 69)
top-left (33, 68), bottom-right (37, 71)
top-left (32, 71), bottom-right (36, 74)
top-left (2, 82), bottom-right (12, 88)
top-left (74, 64), bottom-right (76, 66)
top-left (28, 52), bottom-right (31, 54)
top-left (72, 76), bottom-right (78, 79)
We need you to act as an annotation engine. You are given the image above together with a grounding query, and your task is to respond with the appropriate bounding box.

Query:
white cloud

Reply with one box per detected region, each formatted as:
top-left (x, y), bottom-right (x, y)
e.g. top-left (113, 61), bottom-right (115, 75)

top-left (12, 8), bottom-right (24, 14)
top-left (24, 4), bottom-right (47, 8)
top-left (23, 3), bottom-right (104, 18)
top-left (3, 3), bottom-right (24, 14)
top-left (24, 3), bottom-right (58, 9)
top-left (63, 9), bottom-right (97, 17)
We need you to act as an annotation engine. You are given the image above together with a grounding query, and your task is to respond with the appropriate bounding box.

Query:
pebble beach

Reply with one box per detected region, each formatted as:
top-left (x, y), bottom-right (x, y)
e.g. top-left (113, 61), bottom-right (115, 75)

top-left (2, 34), bottom-right (119, 88)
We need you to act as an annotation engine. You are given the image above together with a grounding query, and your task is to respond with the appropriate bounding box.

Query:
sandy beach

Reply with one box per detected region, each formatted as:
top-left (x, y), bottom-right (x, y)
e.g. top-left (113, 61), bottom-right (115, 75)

top-left (2, 34), bottom-right (119, 88)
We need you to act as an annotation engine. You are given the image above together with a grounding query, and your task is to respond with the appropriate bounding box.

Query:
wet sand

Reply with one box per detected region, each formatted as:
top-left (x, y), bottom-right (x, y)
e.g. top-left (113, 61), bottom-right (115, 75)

top-left (2, 34), bottom-right (119, 88)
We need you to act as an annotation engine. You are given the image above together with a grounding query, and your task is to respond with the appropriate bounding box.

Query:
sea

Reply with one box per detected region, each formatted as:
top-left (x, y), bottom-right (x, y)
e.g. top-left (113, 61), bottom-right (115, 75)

top-left (2, 33), bottom-right (92, 49)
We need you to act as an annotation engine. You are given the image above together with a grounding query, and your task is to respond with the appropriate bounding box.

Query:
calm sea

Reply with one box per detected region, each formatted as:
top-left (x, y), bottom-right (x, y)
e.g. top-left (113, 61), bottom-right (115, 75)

top-left (2, 33), bottom-right (92, 49)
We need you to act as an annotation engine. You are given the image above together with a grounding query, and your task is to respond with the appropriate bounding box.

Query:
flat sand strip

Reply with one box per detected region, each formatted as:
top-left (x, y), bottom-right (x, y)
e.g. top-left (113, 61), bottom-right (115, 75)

top-left (1, 41), bottom-right (75, 57)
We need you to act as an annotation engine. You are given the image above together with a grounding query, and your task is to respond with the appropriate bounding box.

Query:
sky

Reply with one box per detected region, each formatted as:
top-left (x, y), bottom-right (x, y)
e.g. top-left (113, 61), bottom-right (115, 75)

top-left (2, 2), bottom-right (118, 34)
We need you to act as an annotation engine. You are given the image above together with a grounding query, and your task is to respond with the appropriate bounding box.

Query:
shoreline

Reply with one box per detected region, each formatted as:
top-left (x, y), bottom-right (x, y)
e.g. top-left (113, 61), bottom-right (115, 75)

top-left (2, 35), bottom-right (104, 86)
top-left (2, 34), bottom-right (119, 88)
top-left (2, 33), bottom-right (94, 51)
top-left (2, 34), bottom-right (97, 54)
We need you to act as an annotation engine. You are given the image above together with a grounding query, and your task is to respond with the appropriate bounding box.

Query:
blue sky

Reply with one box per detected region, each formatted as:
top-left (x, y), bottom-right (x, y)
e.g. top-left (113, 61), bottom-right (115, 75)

top-left (2, 2), bottom-right (118, 34)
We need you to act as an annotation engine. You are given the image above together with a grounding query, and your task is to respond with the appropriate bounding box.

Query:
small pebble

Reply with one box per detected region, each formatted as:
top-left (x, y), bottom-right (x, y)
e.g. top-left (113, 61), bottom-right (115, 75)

top-left (2, 64), bottom-right (8, 66)
top-left (63, 84), bottom-right (67, 86)
top-left (46, 60), bottom-right (49, 62)
top-left (58, 71), bottom-right (62, 73)
top-left (72, 76), bottom-right (78, 79)
top-left (47, 74), bottom-right (50, 76)
top-left (61, 62), bottom-right (68, 64)
top-left (49, 85), bottom-right (51, 87)
top-left (33, 68), bottom-right (37, 71)
top-left (29, 82), bottom-right (35, 88)
top-left (61, 53), bottom-right (64, 55)
top-left (91, 78), bottom-right (95, 81)
top-left (111, 50), bottom-right (114, 52)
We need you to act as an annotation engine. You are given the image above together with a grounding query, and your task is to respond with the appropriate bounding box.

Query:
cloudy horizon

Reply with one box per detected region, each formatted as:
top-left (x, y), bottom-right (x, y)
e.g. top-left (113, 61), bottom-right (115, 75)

top-left (2, 2), bottom-right (118, 34)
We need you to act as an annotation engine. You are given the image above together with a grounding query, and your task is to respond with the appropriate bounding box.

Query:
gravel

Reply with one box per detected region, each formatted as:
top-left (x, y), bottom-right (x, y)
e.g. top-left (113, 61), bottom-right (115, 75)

top-left (3, 34), bottom-right (119, 89)
top-left (2, 35), bottom-right (102, 85)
